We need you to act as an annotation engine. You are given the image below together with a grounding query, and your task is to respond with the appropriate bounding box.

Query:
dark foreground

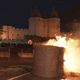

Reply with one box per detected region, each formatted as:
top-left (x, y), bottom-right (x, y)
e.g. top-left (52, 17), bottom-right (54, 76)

top-left (0, 58), bottom-right (80, 80)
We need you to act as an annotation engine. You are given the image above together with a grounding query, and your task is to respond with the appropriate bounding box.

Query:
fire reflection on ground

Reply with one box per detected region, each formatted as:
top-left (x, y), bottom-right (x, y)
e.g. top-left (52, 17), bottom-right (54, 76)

top-left (64, 76), bottom-right (80, 80)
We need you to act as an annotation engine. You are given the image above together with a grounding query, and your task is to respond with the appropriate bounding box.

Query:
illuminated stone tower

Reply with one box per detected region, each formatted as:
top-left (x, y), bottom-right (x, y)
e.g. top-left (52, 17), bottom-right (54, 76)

top-left (29, 9), bottom-right (60, 37)
top-left (29, 9), bottom-right (46, 37)
top-left (48, 9), bottom-right (60, 37)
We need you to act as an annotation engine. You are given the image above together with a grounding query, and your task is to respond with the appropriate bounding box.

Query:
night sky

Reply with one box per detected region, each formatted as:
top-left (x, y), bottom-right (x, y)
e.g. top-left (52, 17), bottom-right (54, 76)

top-left (0, 0), bottom-right (80, 30)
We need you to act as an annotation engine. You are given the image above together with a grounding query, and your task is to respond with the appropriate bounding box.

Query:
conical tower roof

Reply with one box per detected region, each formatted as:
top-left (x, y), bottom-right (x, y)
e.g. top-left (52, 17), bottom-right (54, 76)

top-left (50, 8), bottom-right (59, 18)
top-left (31, 7), bottom-right (41, 17)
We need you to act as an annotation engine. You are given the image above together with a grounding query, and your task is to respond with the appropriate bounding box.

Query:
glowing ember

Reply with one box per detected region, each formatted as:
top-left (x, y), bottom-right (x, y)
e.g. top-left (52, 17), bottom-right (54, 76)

top-left (44, 36), bottom-right (80, 73)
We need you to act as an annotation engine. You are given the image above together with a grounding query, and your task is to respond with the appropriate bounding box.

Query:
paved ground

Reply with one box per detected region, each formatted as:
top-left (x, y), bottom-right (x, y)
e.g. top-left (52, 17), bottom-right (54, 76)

top-left (0, 64), bottom-right (32, 80)
top-left (8, 73), bottom-right (61, 80)
top-left (11, 74), bottom-right (80, 80)
top-left (0, 65), bottom-right (80, 80)
top-left (0, 58), bottom-right (80, 80)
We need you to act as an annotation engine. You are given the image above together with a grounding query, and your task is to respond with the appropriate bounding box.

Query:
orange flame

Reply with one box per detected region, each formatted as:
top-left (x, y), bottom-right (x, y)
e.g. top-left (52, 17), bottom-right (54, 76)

top-left (45, 36), bottom-right (80, 73)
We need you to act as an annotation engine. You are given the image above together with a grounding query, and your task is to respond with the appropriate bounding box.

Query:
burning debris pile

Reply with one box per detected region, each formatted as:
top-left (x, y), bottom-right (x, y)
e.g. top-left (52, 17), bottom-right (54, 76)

top-left (43, 35), bottom-right (80, 75)
top-left (32, 33), bottom-right (80, 79)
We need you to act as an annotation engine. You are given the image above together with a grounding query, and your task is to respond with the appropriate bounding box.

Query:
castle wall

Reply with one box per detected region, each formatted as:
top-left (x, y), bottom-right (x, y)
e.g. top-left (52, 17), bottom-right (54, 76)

top-left (48, 18), bottom-right (60, 37)
top-left (1, 25), bottom-right (28, 40)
